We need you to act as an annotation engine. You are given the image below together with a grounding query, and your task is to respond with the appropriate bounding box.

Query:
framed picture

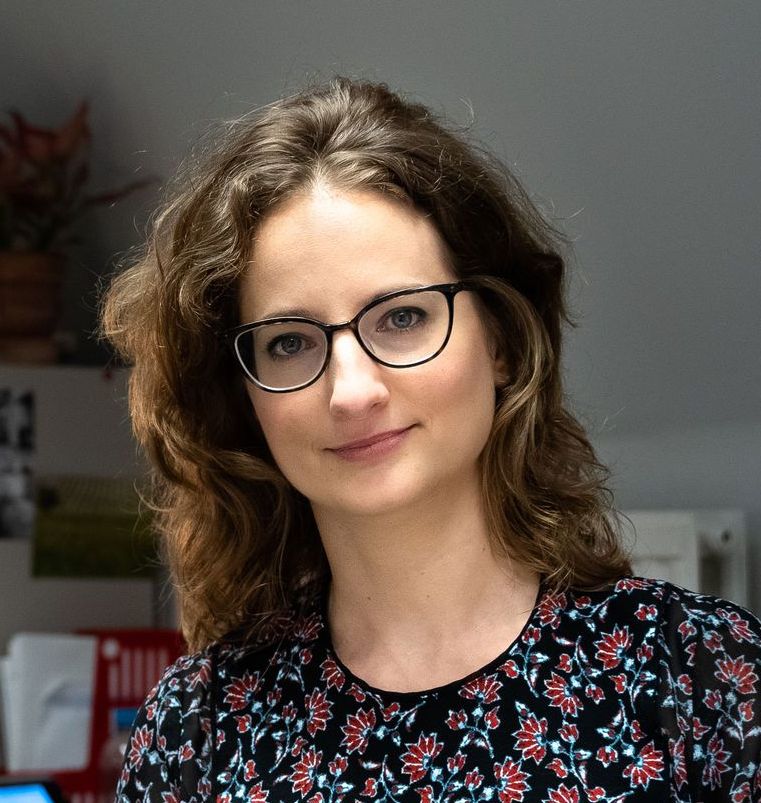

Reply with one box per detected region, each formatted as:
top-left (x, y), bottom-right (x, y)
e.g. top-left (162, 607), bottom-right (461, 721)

top-left (0, 387), bottom-right (35, 538)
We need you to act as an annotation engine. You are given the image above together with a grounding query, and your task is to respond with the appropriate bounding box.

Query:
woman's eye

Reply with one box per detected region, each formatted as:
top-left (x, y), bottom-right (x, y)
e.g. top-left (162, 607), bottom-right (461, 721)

top-left (379, 307), bottom-right (426, 332)
top-left (267, 334), bottom-right (312, 358)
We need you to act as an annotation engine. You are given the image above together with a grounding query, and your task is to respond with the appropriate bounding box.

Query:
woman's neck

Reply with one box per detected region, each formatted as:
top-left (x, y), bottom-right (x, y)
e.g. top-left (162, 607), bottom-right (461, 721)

top-left (312, 483), bottom-right (540, 689)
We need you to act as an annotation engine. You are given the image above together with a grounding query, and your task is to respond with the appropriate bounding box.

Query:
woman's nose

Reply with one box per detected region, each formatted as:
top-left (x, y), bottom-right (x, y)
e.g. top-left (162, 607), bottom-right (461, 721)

top-left (327, 330), bottom-right (390, 418)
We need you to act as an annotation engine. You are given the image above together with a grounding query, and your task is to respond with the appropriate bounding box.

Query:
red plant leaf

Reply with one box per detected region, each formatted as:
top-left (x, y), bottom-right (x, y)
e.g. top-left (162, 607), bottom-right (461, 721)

top-left (54, 100), bottom-right (90, 158)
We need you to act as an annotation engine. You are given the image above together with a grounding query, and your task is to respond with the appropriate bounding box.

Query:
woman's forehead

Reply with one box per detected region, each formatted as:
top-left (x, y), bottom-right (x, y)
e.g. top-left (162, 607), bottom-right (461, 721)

top-left (239, 188), bottom-right (455, 321)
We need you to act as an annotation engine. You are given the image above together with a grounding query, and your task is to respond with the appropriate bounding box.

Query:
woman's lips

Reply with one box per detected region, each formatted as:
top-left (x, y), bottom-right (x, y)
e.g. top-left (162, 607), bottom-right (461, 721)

top-left (328, 426), bottom-right (413, 462)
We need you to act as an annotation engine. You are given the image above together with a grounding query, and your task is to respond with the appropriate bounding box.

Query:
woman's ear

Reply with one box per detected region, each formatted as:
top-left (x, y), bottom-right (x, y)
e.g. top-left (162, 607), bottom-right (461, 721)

top-left (493, 353), bottom-right (510, 390)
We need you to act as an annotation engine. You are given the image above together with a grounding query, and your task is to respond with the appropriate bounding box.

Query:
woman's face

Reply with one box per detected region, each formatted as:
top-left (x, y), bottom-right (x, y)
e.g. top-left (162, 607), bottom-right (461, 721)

top-left (239, 186), bottom-right (505, 519)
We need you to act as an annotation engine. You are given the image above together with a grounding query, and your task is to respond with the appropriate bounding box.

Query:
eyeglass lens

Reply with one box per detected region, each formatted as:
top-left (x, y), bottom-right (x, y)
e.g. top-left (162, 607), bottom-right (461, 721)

top-left (235, 289), bottom-right (452, 390)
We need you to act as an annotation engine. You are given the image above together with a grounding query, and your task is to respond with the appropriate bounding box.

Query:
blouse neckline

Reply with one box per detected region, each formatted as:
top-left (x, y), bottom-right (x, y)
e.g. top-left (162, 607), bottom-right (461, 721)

top-left (313, 578), bottom-right (548, 701)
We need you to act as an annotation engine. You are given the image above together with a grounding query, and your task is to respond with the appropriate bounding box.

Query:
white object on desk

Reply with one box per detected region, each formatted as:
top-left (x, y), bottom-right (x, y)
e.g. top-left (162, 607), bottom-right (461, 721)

top-left (1, 633), bottom-right (95, 772)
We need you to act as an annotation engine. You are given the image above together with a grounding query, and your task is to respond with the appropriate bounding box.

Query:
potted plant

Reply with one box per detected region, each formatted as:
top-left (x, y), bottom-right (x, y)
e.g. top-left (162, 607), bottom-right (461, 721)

top-left (0, 102), bottom-right (152, 363)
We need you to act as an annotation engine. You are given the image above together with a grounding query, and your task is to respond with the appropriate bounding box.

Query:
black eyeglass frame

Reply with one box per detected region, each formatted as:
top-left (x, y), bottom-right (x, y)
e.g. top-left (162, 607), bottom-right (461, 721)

top-left (224, 280), bottom-right (479, 393)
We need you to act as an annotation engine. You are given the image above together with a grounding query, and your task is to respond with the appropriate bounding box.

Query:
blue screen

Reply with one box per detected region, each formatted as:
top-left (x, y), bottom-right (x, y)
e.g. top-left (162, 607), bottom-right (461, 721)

top-left (0, 785), bottom-right (56, 803)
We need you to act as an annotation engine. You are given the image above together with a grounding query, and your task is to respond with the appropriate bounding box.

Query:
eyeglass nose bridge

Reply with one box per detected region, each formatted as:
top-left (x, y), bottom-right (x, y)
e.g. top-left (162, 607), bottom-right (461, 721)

top-left (316, 311), bottom-right (386, 382)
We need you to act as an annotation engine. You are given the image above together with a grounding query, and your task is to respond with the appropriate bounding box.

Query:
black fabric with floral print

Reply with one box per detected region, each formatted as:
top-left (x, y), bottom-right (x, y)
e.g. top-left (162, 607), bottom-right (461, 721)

top-left (117, 578), bottom-right (761, 802)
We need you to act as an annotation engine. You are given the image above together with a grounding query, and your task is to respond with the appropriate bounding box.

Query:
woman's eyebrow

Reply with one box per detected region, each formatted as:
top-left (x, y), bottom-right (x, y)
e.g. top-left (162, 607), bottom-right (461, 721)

top-left (257, 283), bottom-right (431, 320)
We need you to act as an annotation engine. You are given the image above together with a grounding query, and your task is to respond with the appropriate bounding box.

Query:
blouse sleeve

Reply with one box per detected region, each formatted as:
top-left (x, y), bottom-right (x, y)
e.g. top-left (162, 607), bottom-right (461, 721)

top-left (115, 649), bottom-right (215, 803)
top-left (657, 585), bottom-right (761, 802)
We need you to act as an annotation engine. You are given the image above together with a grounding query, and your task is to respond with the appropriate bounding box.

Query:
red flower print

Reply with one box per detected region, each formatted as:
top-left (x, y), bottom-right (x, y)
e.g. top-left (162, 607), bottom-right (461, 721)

top-left (615, 578), bottom-right (650, 591)
top-left (145, 702), bottom-right (157, 721)
top-left (611, 673), bottom-right (627, 693)
top-left (446, 709), bottom-right (467, 730)
top-left (678, 620), bottom-right (697, 639)
top-left (305, 689), bottom-right (332, 736)
top-left (186, 661), bottom-right (211, 690)
top-left (702, 732), bottom-right (732, 789)
top-left (290, 735), bottom-right (307, 757)
top-left (704, 630), bottom-right (723, 653)
top-left (494, 759), bottom-right (529, 802)
top-left (236, 714), bottom-right (252, 733)
top-left (320, 657), bottom-right (345, 690)
top-left (306, 793), bottom-right (323, 803)
top-left (299, 647), bottom-right (313, 664)
top-left (127, 724), bottom-right (153, 771)
top-left (248, 782), bottom-right (268, 802)
top-left (223, 671), bottom-right (262, 712)
top-left (715, 656), bottom-right (759, 694)
top-left (693, 717), bottom-right (710, 739)
top-left (634, 604), bottom-right (657, 621)
top-left (630, 719), bottom-right (644, 741)
top-left (544, 673), bottom-right (583, 716)
top-left (596, 746), bottom-right (618, 766)
top-left (545, 783), bottom-right (580, 803)
top-left (500, 659), bottom-right (519, 678)
top-left (383, 701), bottom-right (400, 721)
top-left (739, 700), bottom-right (754, 721)
top-left (557, 653), bottom-right (572, 672)
top-left (547, 758), bottom-right (568, 778)
top-left (538, 592), bottom-right (567, 629)
top-left (416, 786), bottom-right (433, 803)
top-left (514, 715), bottom-right (548, 763)
top-left (732, 781), bottom-right (751, 802)
top-left (341, 708), bottom-right (376, 754)
top-left (461, 674), bottom-right (502, 704)
top-left (676, 673), bottom-right (693, 694)
top-left (282, 703), bottom-right (298, 722)
top-left (585, 684), bottom-right (604, 702)
top-left (718, 608), bottom-right (756, 643)
top-left (447, 752), bottom-right (466, 772)
top-left (623, 742), bottom-right (664, 788)
top-left (288, 746), bottom-right (322, 796)
top-left (636, 643), bottom-right (654, 661)
top-left (293, 611), bottom-right (322, 641)
top-left (594, 626), bottom-right (632, 670)
top-left (266, 687), bottom-right (282, 706)
top-left (575, 595), bottom-right (591, 607)
top-left (401, 734), bottom-right (444, 782)
top-left (328, 754), bottom-right (348, 775)
top-left (348, 683), bottom-right (367, 702)
top-left (178, 741), bottom-right (194, 762)
top-left (244, 759), bottom-right (258, 781)
top-left (588, 788), bottom-right (605, 801)
top-left (522, 626), bottom-right (542, 645)
top-left (465, 769), bottom-right (484, 789)
top-left (705, 689), bottom-right (722, 709)
top-left (361, 777), bottom-right (377, 797)
top-left (485, 707), bottom-right (501, 730)
top-left (558, 723), bottom-right (578, 742)
top-left (669, 736), bottom-right (687, 790)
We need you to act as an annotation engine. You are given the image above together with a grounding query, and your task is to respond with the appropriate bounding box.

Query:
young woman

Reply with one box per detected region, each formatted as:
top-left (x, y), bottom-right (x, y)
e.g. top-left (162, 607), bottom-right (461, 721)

top-left (104, 77), bottom-right (760, 802)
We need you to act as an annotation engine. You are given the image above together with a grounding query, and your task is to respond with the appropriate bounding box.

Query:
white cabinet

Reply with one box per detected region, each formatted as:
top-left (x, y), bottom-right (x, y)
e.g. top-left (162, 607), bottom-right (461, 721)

top-left (625, 508), bottom-right (748, 606)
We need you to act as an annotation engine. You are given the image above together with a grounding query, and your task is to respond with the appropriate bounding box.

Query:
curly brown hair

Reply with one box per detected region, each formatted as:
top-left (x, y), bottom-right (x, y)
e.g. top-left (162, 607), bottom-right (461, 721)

top-left (101, 77), bottom-right (631, 651)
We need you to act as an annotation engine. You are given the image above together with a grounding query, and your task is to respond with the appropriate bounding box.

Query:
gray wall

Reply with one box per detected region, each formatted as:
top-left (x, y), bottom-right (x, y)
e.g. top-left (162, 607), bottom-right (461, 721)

top-left (2, 3), bottom-right (759, 608)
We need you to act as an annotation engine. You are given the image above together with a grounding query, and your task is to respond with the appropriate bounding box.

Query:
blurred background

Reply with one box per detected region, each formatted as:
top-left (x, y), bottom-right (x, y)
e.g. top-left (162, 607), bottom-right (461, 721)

top-left (0, 0), bottom-right (759, 786)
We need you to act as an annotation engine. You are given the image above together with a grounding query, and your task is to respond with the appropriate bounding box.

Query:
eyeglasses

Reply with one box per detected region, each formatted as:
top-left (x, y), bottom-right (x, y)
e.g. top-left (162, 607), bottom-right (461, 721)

top-left (226, 281), bottom-right (477, 392)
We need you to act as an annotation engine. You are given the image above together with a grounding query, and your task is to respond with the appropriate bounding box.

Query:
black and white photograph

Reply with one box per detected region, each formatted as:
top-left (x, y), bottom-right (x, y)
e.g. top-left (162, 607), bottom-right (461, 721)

top-left (0, 387), bottom-right (34, 538)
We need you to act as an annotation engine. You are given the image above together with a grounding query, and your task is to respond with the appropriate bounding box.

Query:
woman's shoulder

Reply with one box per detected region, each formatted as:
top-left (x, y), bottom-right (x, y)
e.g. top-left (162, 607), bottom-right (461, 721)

top-left (152, 600), bottom-right (326, 700)
top-left (562, 574), bottom-right (761, 639)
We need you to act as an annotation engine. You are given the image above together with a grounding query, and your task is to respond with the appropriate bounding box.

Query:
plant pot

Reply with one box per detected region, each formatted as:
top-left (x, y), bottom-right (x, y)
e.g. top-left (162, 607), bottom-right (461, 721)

top-left (0, 251), bottom-right (63, 363)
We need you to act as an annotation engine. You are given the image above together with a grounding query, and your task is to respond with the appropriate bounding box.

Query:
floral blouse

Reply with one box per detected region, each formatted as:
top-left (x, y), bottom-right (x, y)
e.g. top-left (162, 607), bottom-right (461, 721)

top-left (117, 578), bottom-right (761, 802)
